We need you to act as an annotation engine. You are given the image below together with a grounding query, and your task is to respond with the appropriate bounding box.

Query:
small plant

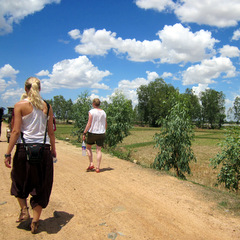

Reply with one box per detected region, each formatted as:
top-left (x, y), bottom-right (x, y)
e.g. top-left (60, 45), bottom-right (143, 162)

top-left (210, 126), bottom-right (240, 193)
top-left (154, 102), bottom-right (196, 179)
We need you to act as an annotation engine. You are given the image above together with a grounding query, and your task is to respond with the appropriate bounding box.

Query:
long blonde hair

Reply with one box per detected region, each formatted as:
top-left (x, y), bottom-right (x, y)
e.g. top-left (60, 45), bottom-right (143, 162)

top-left (25, 77), bottom-right (43, 110)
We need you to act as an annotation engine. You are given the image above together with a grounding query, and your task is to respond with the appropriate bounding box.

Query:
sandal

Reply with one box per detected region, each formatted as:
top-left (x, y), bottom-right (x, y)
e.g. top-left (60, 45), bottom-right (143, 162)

top-left (31, 221), bottom-right (39, 234)
top-left (96, 168), bottom-right (100, 173)
top-left (86, 165), bottom-right (95, 171)
top-left (16, 206), bottom-right (30, 223)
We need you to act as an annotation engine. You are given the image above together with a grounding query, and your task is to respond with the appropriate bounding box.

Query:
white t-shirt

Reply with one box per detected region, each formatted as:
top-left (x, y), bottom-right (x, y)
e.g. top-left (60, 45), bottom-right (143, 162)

top-left (88, 108), bottom-right (106, 134)
top-left (17, 100), bottom-right (50, 144)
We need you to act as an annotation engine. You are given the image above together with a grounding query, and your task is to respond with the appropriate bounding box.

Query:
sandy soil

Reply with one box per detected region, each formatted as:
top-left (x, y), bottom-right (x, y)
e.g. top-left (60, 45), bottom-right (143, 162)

top-left (0, 122), bottom-right (240, 240)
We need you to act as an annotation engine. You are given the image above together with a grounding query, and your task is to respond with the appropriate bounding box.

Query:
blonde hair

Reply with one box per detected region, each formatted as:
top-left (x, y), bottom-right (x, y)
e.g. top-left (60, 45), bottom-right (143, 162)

top-left (20, 93), bottom-right (27, 100)
top-left (25, 77), bottom-right (43, 110)
top-left (93, 98), bottom-right (100, 107)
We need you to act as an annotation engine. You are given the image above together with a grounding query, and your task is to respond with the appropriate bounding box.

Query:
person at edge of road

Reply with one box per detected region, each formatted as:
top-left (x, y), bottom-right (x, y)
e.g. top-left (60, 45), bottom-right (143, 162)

top-left (83, 98), bottom-right (107, 173)
top-left (4, 77), bottom-right (56, 234)
top-left (0, 107), bottom-right (4, 141)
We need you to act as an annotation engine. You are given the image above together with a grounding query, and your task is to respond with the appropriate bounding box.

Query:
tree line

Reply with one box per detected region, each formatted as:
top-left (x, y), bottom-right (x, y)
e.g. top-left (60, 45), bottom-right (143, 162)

top-left (48, 78), bottom-right (240, 130)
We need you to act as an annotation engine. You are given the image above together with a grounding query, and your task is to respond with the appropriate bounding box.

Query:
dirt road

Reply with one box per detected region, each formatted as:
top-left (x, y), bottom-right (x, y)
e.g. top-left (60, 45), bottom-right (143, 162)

top-left (0, 122), bottom-right (240, 240)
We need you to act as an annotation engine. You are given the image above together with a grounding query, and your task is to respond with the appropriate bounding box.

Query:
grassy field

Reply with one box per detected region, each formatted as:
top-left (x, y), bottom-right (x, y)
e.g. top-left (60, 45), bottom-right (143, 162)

top-left (55, 124), bottom-right (227, 189)
top-left (55, 124), bottom-right (240, 215)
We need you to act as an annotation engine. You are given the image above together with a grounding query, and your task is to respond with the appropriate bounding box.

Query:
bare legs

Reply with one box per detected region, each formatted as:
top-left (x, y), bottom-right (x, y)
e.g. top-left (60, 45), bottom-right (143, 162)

top-left (86, 144), bottom-right (102, 171)
top-left (96, 145), bottom-right (102, 169)
top-left (86, 144), bottom-right (93, 167)
top-left (17, 197), bottom-right (42, 233)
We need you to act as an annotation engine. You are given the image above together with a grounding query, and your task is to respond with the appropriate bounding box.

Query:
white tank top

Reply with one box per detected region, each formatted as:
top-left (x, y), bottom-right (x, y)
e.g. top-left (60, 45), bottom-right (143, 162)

top-left (17, 100), bottom-right (50, 144)
top-left (88, 108), bottom-right (106, 134)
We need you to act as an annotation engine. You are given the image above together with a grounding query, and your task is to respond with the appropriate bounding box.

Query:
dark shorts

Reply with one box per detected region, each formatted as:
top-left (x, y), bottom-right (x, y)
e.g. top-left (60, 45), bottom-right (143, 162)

top-left (10, 144), bottom-right (53, 209)
top-left (86, 132), bottom-right (105, 147)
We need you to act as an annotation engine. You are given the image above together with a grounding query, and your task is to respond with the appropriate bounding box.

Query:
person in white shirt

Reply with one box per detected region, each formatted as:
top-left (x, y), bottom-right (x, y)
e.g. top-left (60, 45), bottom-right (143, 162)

top-left (4, 77), bottom-right (56, 234)
top-left (83, 98), bottom-right (107, 173)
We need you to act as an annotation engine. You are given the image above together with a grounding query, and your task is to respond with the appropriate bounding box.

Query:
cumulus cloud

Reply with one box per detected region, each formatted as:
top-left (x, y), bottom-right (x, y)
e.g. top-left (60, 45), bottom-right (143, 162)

top-left (0, 64), bottom-right (19, 91)
top-left (192, 84), bottom-right (209, 97)
top-left (136, 0), bottom-right (240, 28)
top-left (175, 0), bottom-right (240, 27)
top-left (114, 71), bottom-right (159, 106)
top-left (182, 57), bottom-right (236, 86)
top-left (70, 24), bottom-right (217, 64)
top-left (135, 0), bottom-right (175, 12)
top-left (161, 72), bottom-right (173, 79)
top-left (0, 0), bottom-right (61, 35)
top-left (40, 56), bottom-right (111, 92)
top-left (219, 45), bottom-right (240, 58)
top-left (1, 88), bottom-right (24, 103)
top-left (232, 29), bottom-right (240, 41)
top-left (157, 24), bottom-right (217, 63)
top-left (36, 70), bottom-right (49, 76)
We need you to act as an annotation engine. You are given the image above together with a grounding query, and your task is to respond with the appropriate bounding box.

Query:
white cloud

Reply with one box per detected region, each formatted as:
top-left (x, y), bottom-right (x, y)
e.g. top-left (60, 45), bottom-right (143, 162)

top-left (0, 0), bottom-right (61, 35)
top-left (1, 88), bottom-right (24, 103)
top-left (0, 64), bottom-right (19, 91)
top-left (71, 24), bottom-right (217, 64)
top-left (115, 71), bottom-right (160, 106)
top-left (135, 0), bottom-right (175, 12)
top-left (219, 45), bottom-right (240, 58)
top-left (161, 72), bottom-right (173, 79)
top-left (40, 56), bottom-right (111, 92)
top-left (73, 28), bottom-right (119, 56)
top-left (182, 57), bottom-right (236, 85)
top-left (36, 70), bottom-right (49, 76)
top-left (175, 0), bottom-right (240, 27)
top-left (68, 29), bottom-right (81, 40)
top-left (157, 24), bottom-right (217, 63)
top-left (232, 29), bottom-right (240, 41)
top-left (136, 0), bottom-right (240, 28)
top-left (192, 84), bottom-right (209, 97)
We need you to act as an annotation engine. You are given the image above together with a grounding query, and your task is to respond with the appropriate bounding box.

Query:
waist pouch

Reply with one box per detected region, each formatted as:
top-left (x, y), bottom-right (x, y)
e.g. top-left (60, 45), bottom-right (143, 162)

top-left (24, 143), bottom-right (45, 164)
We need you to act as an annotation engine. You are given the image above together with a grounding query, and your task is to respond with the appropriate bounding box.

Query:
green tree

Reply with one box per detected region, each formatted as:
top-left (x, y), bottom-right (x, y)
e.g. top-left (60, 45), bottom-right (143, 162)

top-left (52, 95), bottom-right (73, 122)
top-left (200, 89), bottom-right (226, 129)
top-left (181, 88), bottom-right (201, 125)
top-left (233, 96), bottom-right (240, 124)
top-left (210, 127), bottom-right (240, 192)
top-left (104, 92), bottom-right (133, 147)
top-left (153, 102), bottom-right (196, 179)
top-left (72, 92), bottom-right (92, 141)
top-left (137, 78), bottom-right (178, 126)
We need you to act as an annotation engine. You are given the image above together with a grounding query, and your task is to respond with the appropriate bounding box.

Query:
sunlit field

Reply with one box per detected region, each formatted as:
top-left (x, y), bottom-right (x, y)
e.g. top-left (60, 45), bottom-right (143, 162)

top-left (55, 125), bottom-right (227, 190)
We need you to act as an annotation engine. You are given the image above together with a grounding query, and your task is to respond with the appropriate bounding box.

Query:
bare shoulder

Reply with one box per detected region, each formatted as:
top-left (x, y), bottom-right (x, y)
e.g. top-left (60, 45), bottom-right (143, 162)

top-left (43, 100), bottom-right (52, 115)
top-left (14, 100), bottom-right (29, 109)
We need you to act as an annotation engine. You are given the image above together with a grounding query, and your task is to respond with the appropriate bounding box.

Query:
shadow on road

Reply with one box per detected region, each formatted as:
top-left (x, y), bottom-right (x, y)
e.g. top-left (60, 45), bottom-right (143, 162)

top-left (17, 211), bottom-right (74, 234)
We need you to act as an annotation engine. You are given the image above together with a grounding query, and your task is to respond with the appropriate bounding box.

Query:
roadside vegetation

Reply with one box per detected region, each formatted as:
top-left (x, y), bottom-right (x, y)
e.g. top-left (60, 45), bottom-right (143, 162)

top-left (48, 77), bottom-right (240, 215)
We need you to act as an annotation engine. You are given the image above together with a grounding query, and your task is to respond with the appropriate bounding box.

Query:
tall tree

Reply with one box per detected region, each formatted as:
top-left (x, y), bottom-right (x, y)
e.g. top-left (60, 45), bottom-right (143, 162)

top-left (137, 78), bottom-right (178, 126)
top-left (181, 88), bottom-right (202, 125)
top-left (233, 96), bottom-right (240, 124)
top-left (200, 89), bottom-right (226, 129)
top-left (52, 95), bottom-right (73, 122)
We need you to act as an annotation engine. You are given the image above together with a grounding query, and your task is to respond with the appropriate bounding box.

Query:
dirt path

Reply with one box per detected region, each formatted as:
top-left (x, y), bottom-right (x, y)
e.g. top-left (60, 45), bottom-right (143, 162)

top-left (0, 122), bottom-right (240, 240)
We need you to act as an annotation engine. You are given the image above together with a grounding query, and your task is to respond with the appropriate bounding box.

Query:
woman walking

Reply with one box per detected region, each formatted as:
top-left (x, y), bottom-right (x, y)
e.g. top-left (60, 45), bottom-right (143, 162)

top-left (83, 98), bottom-right (107, 173)
top-left (4, 77), bottom-right (56, 234)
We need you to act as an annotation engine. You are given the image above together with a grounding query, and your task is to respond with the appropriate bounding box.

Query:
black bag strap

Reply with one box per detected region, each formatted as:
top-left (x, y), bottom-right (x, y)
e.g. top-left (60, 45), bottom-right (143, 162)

top-left (21, 100), bottom-right (50, 145)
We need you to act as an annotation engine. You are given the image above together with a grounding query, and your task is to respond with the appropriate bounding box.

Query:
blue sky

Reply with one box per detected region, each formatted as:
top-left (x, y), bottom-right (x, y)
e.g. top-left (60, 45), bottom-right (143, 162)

top-left (0, 0), bottom-right (240, 117)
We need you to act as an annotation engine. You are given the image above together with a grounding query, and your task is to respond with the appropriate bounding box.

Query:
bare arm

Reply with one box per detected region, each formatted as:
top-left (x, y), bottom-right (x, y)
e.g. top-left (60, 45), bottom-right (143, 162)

top-left (47, 104), bottom-right (56, 157)
top-left (83, 112), bottom-right (92, 141)
top-left (5, 103), bottom-right (22, 168)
